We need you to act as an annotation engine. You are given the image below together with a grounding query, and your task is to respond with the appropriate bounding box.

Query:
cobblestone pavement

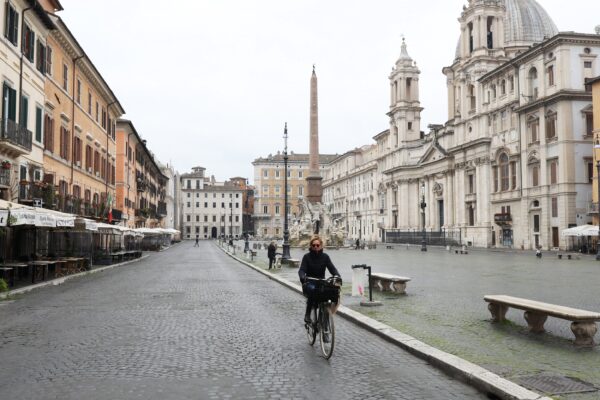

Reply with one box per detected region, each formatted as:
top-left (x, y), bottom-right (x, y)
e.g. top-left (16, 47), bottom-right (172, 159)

top-left (0, 242), bottom-right (485, 400)
top-left (249, 241), bottom-right (600, 400)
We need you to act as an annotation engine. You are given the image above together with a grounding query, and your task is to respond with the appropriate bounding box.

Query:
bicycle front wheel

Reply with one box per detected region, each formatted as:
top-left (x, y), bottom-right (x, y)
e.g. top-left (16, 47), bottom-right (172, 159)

top-left (319, 305), bottom-right (335, 359)
top-left (305, 307), bottom-right (317, 346)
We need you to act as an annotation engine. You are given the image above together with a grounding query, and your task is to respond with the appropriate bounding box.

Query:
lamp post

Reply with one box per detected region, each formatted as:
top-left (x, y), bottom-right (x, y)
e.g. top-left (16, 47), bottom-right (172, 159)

top-left (230, 199), bottom-right (233, 239)
top-left (281, 123), bottom-right (291, 261)
top-left (596, 161), bottom-right (600, 260)
top-left (420, 182), bottom-right (427, 252)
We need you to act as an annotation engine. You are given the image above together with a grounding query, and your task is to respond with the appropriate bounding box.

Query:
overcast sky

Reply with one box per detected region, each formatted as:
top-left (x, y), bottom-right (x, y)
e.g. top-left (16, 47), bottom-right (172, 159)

top-left (58, 0), bottom-right (598, 184)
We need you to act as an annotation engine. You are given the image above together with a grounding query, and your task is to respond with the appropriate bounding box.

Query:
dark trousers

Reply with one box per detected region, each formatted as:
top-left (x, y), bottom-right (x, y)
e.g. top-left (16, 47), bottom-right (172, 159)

top-left (268, 257), bottom-right (275, 269)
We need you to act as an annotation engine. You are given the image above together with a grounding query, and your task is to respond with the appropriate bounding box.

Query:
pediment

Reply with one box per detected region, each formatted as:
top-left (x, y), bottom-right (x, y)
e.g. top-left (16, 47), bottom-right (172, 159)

top-left (419, 143), bottom-right (448, 165)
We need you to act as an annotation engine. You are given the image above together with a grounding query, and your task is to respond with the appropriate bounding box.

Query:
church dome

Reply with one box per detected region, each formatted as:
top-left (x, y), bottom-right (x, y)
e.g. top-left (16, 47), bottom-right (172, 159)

top-left (503, 0), bottom-right (558, 44)
top-left (455, 0), bottom-right (558, 59)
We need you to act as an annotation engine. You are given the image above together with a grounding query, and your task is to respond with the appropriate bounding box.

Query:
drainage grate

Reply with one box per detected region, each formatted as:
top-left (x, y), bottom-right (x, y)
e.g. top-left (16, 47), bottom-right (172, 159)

top-left (516, 374), bottom-right (597, 395)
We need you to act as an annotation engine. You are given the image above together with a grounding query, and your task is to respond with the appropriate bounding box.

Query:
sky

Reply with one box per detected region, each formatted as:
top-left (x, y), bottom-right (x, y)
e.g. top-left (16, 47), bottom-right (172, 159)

top-left (58, 0), bottom-right (599, 184)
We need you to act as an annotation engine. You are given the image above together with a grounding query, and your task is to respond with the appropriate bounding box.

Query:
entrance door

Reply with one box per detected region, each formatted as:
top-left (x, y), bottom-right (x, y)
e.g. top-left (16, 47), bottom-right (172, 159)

top-left (211, 226), bottom-right (217, 239)
top-left (552, 227), bottom-right (559, 248)
top-left (438, 200), bottom-right (444, 229)
top-left (502, 229), bottom-right (513, 247)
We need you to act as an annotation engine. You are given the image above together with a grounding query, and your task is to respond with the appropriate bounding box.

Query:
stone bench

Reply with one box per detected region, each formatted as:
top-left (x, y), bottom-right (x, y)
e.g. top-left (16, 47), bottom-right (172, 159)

top-left (281, 258), bottom-right (300, 268)
top-left (484, 295), bottom-right (600, 346)
top-left (370, 273), bottom-right (411, 294)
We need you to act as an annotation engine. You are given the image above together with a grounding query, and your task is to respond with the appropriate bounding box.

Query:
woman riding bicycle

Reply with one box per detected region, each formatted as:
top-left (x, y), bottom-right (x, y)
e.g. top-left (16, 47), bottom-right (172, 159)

top-left (299, 235), bottom-right (342, 323)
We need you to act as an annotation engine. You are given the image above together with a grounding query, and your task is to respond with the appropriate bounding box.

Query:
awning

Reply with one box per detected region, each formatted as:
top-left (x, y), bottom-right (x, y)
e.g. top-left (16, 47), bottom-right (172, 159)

top-left (561, 225), bottom-right (599, 237)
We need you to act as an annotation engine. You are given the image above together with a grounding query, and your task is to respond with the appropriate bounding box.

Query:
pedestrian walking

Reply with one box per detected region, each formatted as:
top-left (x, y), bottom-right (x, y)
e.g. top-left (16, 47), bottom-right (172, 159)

top-left (194, 235), bottom-right (199, 247)
top-left (355, 238), bottom-right (360, 250)
top-left (267, 241), bottom-right (277, 269)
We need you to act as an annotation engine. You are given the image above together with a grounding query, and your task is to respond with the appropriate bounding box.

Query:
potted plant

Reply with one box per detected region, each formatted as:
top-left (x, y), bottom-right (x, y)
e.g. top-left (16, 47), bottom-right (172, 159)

top-left (1, 160), bottom-right (11, 170)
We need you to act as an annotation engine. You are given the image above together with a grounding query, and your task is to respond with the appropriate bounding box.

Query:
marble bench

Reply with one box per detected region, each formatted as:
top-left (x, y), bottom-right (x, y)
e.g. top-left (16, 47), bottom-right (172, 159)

top-left (370, 273), bottom-right (411, 294)
top-left (484, 294), bottom-right (600, 346)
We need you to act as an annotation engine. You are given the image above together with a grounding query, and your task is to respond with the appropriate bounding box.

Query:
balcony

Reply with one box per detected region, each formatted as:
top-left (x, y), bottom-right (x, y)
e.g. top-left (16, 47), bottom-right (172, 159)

top-left (18, 181), bottom-right (45, 205)
top-left (252, 213), bottom-right (271, 219)
top-left (0, 119), bottom-right (33, 155)
top-left (494, 213), bottom-right (512, 226)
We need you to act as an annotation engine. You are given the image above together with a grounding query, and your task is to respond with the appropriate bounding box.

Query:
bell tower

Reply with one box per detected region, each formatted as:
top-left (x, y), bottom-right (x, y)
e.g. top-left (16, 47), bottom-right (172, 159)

top-left (388, 38), bottom-right (423, 144)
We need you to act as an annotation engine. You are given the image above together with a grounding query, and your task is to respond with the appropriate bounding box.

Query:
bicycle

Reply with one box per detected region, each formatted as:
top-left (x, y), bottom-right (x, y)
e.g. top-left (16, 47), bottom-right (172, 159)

top-left (304, 276), bottom-right (342, 359)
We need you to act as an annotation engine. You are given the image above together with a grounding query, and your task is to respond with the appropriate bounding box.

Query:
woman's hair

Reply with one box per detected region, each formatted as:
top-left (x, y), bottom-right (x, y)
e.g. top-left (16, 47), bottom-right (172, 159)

top-left (310, 235), bottom-right (323, 246)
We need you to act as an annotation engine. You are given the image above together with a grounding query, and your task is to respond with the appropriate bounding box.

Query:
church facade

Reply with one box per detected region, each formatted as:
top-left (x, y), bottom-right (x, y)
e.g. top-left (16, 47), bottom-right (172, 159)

top-left (326, 0), bottom-right (600, 249)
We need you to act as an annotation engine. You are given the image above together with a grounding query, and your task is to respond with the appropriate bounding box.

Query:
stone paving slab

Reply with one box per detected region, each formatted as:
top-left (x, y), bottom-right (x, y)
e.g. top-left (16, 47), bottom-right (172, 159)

top-left (223, 244), bottom-right (551, 400)
top-left (0, 242), bottom-right (486, 400)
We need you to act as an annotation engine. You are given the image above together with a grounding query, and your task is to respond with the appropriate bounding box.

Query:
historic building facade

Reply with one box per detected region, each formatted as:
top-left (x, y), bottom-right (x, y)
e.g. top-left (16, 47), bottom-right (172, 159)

top-left (115, 119), bottom-right (167, 228)
top-left (322, 145), bottom-right (380, 242)
top-left (41, 15), bottom-right (125, 220)
top-left (591, 74), bottom-right (600, 228)
top-left (369, 0), bottom-right (600, 250)
top-left (178, 167), bottom-right (243, 240)
top-left (252, 152), bottom-right (336, 239)
top-left (1, 0), bottom-right (59, 202)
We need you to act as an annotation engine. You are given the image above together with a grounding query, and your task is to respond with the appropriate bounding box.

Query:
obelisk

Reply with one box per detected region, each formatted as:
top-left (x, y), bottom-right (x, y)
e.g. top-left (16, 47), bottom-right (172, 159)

top-left (306, 65), bottom-right (323, 204)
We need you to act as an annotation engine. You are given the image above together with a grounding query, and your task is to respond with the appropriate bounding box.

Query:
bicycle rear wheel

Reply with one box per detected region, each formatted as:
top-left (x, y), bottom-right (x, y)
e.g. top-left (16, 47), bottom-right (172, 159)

top-left (305, 307), bottom-right (317, 345)
top-left (319, 305), bottom-right (335, 359)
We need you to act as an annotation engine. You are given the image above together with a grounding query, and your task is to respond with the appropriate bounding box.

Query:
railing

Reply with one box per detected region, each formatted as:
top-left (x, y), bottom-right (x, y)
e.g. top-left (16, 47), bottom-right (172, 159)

top-left (18, 182), bottom-right (44, 203)
top-left (0, 118), bottom-right (33, 152)
top-left (494, 213), bottom-right (512, 224)
top-left (384, 228), bottom-right (461, 247)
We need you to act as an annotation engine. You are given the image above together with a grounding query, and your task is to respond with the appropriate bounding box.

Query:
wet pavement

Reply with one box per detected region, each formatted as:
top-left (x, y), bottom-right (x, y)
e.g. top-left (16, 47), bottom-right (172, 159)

top-left (0, 242), bottom-right (485, 400)
top-left (247, 241), bottom-right (600, 400)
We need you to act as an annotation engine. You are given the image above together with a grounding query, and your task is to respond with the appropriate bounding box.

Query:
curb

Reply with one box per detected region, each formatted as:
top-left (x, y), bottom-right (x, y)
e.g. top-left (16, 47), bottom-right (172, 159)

top-left (0, 255), bottom-right (150, 300)
top-left (219, 245), bottom-right (551, 400)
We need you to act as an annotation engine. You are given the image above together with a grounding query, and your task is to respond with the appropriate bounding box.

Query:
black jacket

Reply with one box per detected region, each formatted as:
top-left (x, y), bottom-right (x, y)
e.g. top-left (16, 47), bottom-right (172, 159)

top-left (298, 250), bottom-right (340, 283)
top-left (267, 244), bottom-right (276, 259)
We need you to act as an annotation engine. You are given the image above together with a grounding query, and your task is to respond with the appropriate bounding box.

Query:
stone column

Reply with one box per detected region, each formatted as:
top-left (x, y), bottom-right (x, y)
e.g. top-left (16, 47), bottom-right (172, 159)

top-left (306, 66), bottom-right (323, 203)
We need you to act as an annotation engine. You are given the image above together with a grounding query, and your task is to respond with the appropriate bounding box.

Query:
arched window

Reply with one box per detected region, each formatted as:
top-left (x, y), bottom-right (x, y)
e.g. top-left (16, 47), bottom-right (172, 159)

top-left (499, 153), bottom-right (509, 191)
top-left (528, 68), bottom-right (538, 100)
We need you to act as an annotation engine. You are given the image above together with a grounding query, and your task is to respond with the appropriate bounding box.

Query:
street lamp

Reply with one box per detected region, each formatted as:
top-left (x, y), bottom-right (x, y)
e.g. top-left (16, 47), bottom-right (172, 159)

top-left (596, 161), bottom-right (600, 260)
top-left (281, 123), bottom-right (291, 261)
top-left (420, 182), bottom-right (427, 252)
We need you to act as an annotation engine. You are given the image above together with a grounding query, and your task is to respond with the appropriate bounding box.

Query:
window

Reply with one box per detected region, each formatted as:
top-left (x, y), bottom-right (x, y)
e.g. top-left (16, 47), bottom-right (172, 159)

top-left (551, 197), bottom-right (558, 218)
top-left (263, 205), bottom-right (268, 214)
top-left (76, 79), bottom-right (81, 104)
top-left (44, 115), bottom-right (54, 152)
top-left (63, 63), bottom-right (68, 91)
top-left (500, 79), bottom-right (506, 95)
top-left (298, 185), bottom-right (304, 196)
top-left (545, 111), bottom-right (556, 140)
top-left (510, 161), bottom-right (517, 189)
top-left (532, 165), bottom-right (540, 187)
top-left (491, 84), bottom-right (496, 100)
top-left (468, 174), bottom-right (474, 194)
top-left (87, 92), bottom-right (92, 114)
top-left (528, 116), bottom-right (539, 143)
top-left (204, 202), bottom-right (207, 207)
top-left (275, 205), bottom-right (280, 215)
top-left (45, 45), bottom-right (53, 76)
top-left (35, 106), bottom-right (43, 142)
top-left (4, 3), bottom-right (19, 45)
top-left (73, 136), bottom-right (82, 165)
top-left (499, 153), bottom-right (509, 191)
top-left (59, 127), bottom-right (70, 160)
top-left (275, 170), bottom-right (280, 178)
top-left (263, 169), bottom-right (268, 178)
top-left (95, 101), bottom-right (99, 122)
top-left (587, 160), bottom-right (594, 183)
top-left (187, 215), bottom-right (190, 222)
top-left (585, 112), bottom-right (593, 136)
top-left (22, 24), bottom-right (35, 62)
top-left (528, 67), bottom-right (538, 100)
top-left (298, 171), bottom-right (303, 178)
top-left (549, 160), bottom-right (557, 184)
top-left (204, 215), bottom-right (208, 222)
top-left (19, 96), bottom-right (28, 128)
top-left (85, 145), bottom-right (92, 170)
top-left (547, 65), bottom-right (554, 86)
top-left (468, 84), bottom-right (476, 111)
top-left (408, 122), bottom-right (412, 130)
top-left (94, 151), bottom-right (100, 173)
top-left (468, 22), bottom-right (474, 53)
top-left (468, 203), bottom-right (475, 226)
top-left (493, 166), bottom-right (498, 192)
top-left (196, 215), bottom-right (199, 222)
top-left (35, 39), bottom-right (46, 74)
